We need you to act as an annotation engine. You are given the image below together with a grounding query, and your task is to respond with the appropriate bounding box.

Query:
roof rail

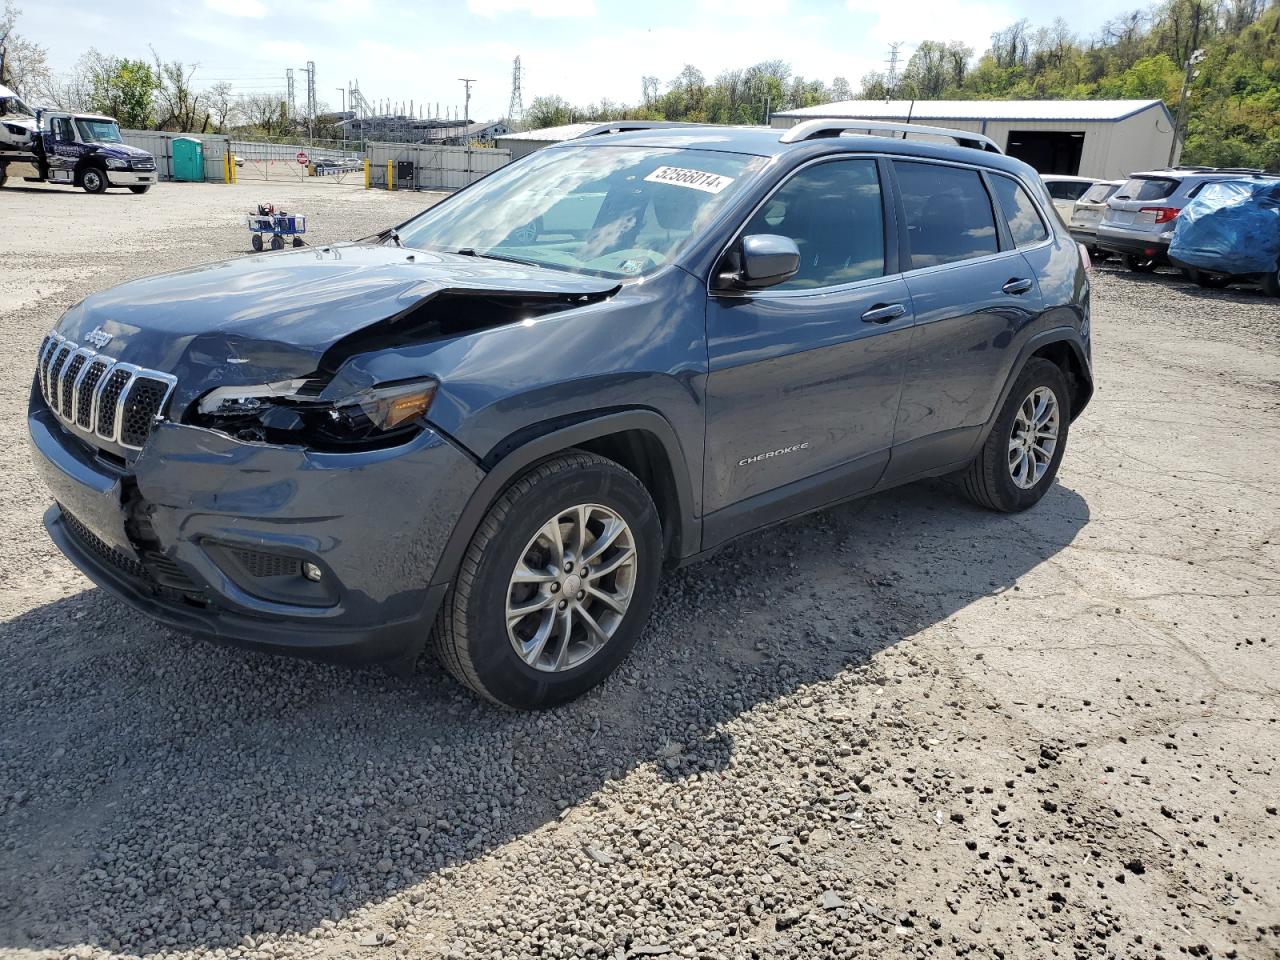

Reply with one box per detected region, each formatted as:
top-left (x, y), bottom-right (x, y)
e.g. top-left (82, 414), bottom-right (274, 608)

top-left (572, 120), bottom-right (702, 139)
top-left (779, 118), bottom-right (1003, 154)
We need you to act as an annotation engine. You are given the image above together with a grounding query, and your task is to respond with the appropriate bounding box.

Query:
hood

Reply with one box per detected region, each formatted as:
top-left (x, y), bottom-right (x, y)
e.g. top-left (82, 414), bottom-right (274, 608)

top-left (54, 244), bottom-right (620, 411)
top-left (89, 142), bottom-right (153, 160)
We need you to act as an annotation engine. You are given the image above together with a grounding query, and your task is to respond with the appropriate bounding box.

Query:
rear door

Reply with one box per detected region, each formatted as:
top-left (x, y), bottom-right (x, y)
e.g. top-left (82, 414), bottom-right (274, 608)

top-left (884, 159), bottom-right (1046, 482)
top-left (703, 156), bottom-right (914, 542)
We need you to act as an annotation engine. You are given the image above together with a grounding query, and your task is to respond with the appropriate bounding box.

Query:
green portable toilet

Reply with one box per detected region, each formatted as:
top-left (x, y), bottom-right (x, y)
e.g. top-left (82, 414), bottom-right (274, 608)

top-left (172, 137), bottom-right (205, 182)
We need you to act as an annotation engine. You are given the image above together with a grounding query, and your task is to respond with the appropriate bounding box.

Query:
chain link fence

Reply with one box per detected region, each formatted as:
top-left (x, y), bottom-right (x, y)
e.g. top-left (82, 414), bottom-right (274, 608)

top-left (365, 142), bottom-right (511, 191)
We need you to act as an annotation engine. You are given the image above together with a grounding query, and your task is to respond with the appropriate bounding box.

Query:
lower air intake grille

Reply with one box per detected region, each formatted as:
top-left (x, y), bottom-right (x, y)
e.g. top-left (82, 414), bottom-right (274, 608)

top-left (228, 546), bottom-right (302, 579)
top-left (61, 508), bottom-right (149, 583)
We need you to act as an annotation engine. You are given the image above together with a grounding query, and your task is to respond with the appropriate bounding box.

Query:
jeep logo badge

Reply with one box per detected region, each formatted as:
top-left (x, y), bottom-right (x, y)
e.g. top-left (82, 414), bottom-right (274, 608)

top-left (85, 326), bottom-right (112, 348)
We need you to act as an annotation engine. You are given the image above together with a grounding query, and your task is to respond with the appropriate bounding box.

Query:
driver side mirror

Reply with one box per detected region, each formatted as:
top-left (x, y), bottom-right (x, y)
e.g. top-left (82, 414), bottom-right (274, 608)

top-left (721, 234), bottom-right (800, 290)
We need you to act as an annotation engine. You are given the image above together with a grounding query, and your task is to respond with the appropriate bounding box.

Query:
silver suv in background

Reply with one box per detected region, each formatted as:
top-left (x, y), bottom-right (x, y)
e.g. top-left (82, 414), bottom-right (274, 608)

top-left (1067, 180), bottom-right (1123, 259)
top-left (1097, 167), bottom-right (1271, 272)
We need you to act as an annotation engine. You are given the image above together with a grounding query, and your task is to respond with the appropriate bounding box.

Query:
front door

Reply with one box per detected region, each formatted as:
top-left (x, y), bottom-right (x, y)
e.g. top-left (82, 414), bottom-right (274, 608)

top-left (703, 156), bottom-right (914, 546)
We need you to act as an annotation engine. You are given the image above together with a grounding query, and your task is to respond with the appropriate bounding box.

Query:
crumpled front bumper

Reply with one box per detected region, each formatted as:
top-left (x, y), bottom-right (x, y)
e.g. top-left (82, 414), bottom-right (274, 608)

top-left (29, 402), bottom-right (486, 665)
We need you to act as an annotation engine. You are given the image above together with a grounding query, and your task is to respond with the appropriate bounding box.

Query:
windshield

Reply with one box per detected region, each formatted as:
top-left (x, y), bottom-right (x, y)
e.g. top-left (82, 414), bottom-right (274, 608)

top-left (1115, 177), bottom-right (1178, 202)
top-left (0, 95), bottom-right (33, 117)
top-left (395, 145), bottom-right (768, 279)
top-left (1080, 182), bottom-right (1120, 203)
top-left (75, 118), bottom-right (124, 144)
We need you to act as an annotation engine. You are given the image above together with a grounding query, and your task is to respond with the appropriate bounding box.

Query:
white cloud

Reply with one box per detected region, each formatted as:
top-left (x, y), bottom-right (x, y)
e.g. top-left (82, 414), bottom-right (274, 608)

top-left (207, 0), bottom-right (267, 18)
top-left (466, 0), bottom-right (596, 17)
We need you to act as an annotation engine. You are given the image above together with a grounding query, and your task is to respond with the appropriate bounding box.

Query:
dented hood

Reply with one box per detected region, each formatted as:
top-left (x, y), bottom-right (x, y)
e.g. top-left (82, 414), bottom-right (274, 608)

top-left (54, 243), bottom-right (619, 408)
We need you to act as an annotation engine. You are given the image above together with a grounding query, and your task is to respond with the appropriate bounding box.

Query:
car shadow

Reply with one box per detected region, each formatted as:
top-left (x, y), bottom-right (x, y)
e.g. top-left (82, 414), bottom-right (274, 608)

top-left (0, 479), bottom-right (1089, 955)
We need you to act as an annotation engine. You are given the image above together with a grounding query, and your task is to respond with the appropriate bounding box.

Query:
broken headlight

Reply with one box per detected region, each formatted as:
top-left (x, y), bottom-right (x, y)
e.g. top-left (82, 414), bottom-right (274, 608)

top-left (194, 377), bottom-right (437, 449)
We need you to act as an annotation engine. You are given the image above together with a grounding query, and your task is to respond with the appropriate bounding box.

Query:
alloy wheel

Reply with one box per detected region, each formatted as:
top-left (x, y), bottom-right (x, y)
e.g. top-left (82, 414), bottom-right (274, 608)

top-left (505, 503), bottom-right (638, 672)
top-left (1008, 386), bottom-right (1060, 489)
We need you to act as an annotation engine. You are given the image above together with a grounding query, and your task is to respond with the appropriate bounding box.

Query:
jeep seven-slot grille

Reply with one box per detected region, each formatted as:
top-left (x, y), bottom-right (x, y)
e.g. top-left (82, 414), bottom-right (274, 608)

top-left (36, 333), bottom-right (176, 450)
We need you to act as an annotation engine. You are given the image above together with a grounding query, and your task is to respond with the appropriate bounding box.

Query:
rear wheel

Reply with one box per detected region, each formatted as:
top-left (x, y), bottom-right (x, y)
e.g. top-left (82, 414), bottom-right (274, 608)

top-left (433, 451), bottom-right (663, 709)
top-left (81, 167), bottom-right (108, 194)
top-left (1262, 264), bottom-right (1280, 298)
top-left (960, 358), bottom-right (1070, 513)
top-left (1124, 254), bottom-right (1158, 273)
top-left (270, 235), bottom-right (284, 250)
top-left (251, 234), bottom-right (264, 252)
top-left (1189, 269), bottom-right (1230, 289)
top-left (128, 185), bottom-right (150, 195)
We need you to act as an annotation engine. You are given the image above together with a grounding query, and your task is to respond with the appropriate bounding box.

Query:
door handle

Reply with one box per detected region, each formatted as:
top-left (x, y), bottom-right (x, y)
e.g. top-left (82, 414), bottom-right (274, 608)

top-left (1002, 277), bottom-right (1034, 295)
top-left (861, 303), bottom-right (907, 324)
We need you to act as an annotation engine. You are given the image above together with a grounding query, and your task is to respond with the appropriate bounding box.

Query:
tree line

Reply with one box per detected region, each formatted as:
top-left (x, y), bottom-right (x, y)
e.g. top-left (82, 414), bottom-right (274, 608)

top-left (4, 0), bottom-right (1278, 168)
top-left (526, 0), bottom-right (1279, 171)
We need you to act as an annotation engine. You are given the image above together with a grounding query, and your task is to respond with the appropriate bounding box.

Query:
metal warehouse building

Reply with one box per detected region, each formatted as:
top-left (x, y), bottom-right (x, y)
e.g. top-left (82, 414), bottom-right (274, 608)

top-left (771, 99), bottom-right (1178, 179)
top-left (495, 123), bottom-right (601, 160)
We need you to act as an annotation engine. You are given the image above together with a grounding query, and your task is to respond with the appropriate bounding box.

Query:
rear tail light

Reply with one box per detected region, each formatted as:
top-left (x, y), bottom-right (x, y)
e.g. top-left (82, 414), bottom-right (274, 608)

top-left (1078, 243), bottom-right (1092, 273)
top-left (1140, 206), bottom-right (1180, 224)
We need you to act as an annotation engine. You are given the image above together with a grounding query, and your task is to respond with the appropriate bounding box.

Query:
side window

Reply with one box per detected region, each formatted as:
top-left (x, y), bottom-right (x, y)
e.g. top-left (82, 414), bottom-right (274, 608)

top-left (894, 161), bottom-right (999, 269)
top-left (991, 175), bottom-right (1049, 248)
top-left (741, 159), bottom-right (885, 290)
top-left (52, 117), bottom-right (74, 141)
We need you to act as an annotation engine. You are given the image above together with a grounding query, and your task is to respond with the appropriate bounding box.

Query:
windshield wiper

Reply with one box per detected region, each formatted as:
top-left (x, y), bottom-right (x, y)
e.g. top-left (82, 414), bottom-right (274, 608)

top-left (454, 247), bottom-right (540, 268)
top-left (383, 228), bottom-right (403, 247)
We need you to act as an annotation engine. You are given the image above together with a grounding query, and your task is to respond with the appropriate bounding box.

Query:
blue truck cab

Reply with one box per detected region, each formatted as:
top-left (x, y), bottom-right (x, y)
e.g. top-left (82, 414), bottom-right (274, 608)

top-left (0, 93), bottom-right (157, 194)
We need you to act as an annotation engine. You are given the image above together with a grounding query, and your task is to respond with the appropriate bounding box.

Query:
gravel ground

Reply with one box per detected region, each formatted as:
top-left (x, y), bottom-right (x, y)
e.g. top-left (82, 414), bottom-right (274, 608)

top-left (1, 179), bottom-right (1277, 960)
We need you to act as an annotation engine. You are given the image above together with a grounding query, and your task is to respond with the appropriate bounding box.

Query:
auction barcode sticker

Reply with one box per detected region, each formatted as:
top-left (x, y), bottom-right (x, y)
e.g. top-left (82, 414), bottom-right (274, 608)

top-left (644, 166), bottom-right (735, 194)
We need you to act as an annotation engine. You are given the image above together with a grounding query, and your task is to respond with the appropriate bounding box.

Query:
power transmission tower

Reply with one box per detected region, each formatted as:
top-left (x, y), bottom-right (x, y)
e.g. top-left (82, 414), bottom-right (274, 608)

top-left (286, 67), bottom-right (295, 119)
top-left (506, 56), bottom-right (524, 129)
top-left (304, 60), bottom-right (317, 140)
top-left (885, 42), bottom-right (903, 98)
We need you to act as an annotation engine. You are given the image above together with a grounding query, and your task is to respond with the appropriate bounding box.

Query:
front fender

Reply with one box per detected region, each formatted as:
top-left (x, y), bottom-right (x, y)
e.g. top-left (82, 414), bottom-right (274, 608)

top-left (428, 408), bottom-right (699, 589)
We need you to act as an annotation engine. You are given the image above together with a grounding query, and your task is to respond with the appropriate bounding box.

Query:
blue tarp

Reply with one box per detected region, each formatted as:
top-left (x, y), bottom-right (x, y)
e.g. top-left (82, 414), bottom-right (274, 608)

top-left (1169, 178), bottom-right (1280, 276)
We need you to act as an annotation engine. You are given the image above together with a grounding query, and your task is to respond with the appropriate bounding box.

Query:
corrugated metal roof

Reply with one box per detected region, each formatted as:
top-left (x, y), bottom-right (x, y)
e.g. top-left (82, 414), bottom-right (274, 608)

top-left (774, 99), bottom-right (1167, 123)
top-left (496, 123), bottom-right (600, 142)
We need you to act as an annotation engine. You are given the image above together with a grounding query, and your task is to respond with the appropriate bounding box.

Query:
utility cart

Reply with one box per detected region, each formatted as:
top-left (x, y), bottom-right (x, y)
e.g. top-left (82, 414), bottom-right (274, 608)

top-left (247, 204), bottom-right (307, 251)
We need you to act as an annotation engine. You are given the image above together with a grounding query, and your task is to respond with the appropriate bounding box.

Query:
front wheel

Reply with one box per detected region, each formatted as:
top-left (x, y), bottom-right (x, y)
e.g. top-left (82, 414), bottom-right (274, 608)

top-left (81, 167), bottom-right (108, 194)
top-left (433, 451), bottom-right (663, 709)
top-left (128, 185), bottom-right (150, 195)
top-left (1124, 254), bottom-right (1158, 273)
top-left (1261, 265), bottom-right (1280, 298)
top-left (960, 358), bottom-right (1071, 513)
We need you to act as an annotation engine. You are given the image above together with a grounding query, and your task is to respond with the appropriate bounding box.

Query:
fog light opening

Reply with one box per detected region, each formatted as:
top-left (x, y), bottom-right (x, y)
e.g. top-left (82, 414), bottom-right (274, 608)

top-left (302, 562), bottom-right (323, 582)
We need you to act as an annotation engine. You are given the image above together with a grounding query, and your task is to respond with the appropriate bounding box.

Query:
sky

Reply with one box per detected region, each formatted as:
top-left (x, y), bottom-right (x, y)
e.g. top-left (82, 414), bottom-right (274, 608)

top-left (19, 0), bottom-right (1116, 121)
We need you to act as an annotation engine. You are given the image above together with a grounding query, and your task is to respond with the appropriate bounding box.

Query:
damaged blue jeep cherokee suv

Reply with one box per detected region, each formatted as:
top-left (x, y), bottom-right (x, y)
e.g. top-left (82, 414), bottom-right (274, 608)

top-left (29, 120), bottom-right (1093, 709)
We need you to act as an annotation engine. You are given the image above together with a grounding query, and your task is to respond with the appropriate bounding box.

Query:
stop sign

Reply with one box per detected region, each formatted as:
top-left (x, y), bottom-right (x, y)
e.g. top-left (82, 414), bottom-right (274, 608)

top-left (296, 151), bottom-right (308, 165)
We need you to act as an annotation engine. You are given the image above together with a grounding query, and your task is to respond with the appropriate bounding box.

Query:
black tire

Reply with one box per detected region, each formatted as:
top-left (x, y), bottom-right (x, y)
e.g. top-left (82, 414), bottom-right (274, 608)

top-left (128, 185), bottom-right (150, 195)
top-left (251, 233), bottom-right (264, 252)
top-left (0, 168), bottom-right (7, 189)
top-left (433, 451), bottom-right (663, 709)
top-left (80, 166), bottom-right (108, 194)
top-left (292, 237), bottom-right (304, 247)
top-left (1124, 254), bottom-right (1158, 273)
top-left (270, 235), bottom-right (284, 250)
top-left (1189, 270), bottom-right (1230, 289)
top-left (1262, 265), bottom-right (1280, 298)
top-left (1089, 248), bottom-right (1110, 263)
top-left (960, 358), bottom-right (1071, 513)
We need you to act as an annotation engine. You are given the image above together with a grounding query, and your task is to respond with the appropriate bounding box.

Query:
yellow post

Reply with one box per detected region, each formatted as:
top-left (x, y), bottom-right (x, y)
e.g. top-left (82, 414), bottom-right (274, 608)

top-left (230, 150), bottom-right (237, 184)
top-left (223, 149), bottom-right (231, 184)
top-left (386, 159), bottom-right (393, 191)
top-left (364, 158), bottom-right (370, 190)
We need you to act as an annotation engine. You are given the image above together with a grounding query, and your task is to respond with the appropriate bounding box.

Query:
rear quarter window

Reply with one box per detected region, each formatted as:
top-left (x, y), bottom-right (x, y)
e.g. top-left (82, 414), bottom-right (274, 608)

top-left (1116, 177), bottom-right (1178, 202)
